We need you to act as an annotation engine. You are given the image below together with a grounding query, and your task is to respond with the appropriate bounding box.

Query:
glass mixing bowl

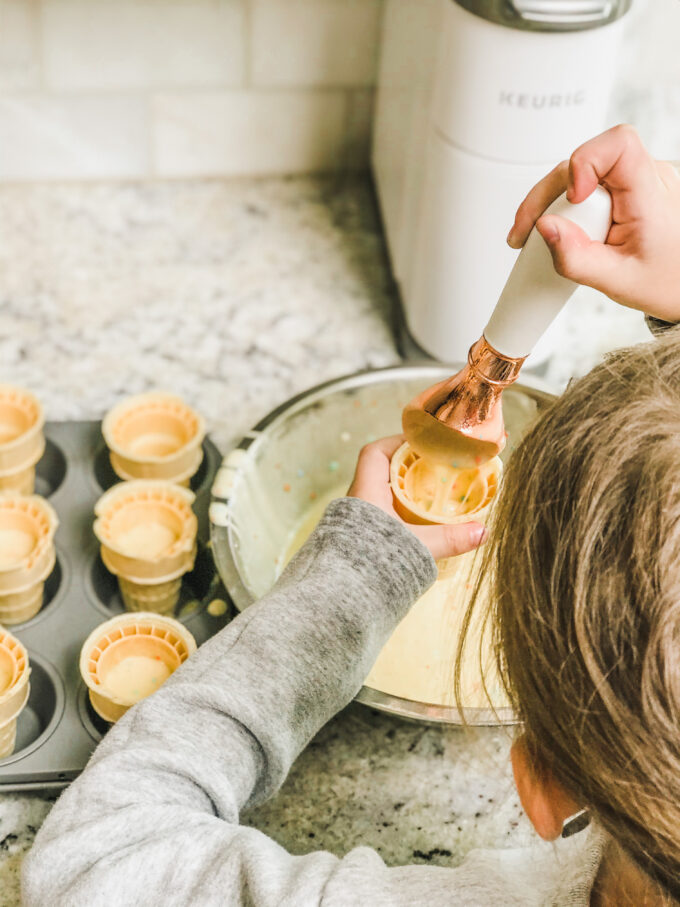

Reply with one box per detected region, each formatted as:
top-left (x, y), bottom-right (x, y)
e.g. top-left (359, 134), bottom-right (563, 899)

top-left (210, 365), bottom-right (555, 725)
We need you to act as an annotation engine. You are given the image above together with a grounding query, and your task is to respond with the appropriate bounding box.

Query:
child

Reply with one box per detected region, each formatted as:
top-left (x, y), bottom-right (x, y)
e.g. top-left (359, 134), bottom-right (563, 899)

top-left (23, 126), bottom-right (680, 905)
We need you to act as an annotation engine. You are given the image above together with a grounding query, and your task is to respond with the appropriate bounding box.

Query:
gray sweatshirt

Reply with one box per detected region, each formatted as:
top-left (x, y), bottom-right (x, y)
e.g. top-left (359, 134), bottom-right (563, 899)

top-left (22, 498), bottom-right (603, 906)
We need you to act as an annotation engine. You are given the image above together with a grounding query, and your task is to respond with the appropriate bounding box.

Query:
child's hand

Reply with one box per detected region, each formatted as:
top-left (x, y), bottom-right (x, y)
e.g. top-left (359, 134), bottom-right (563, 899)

top-left (347, 436), bottom-right (486, 562)
top-left (507, 124), bottom-right (680, 324)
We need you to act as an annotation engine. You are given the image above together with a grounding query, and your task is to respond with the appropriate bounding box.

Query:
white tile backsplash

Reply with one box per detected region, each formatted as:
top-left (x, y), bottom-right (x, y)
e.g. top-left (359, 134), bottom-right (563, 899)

top-left (251, 0), bottom-right (382, 87)
top-left (0, 0), bottom-right (41, 91)
top-left (0, 0), bottom-right (675, 181)
top-left (153, 89), bottom-right (346, 176)
top-left (42, 0), bottom-right (246, 91)
top-left (0, 96), bottom-right (149, 180)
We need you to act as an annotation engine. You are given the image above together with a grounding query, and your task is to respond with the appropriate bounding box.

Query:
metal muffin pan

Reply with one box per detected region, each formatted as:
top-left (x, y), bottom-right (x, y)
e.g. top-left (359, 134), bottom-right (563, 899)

top-left (0, 421), bottom-right (232, 792)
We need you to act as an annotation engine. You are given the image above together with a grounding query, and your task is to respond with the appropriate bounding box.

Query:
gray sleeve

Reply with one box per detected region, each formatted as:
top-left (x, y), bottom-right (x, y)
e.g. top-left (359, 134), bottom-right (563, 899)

top-left (22, 497), bottom-right (447, 907)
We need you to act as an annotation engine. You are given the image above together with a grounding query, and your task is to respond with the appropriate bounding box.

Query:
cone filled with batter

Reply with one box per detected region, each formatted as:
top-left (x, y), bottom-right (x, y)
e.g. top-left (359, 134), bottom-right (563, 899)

top-left (94, 481), bottom-right (197, 614)
top-left (390, 442), bottom-right (502, 580)
top-left (102, 392), bottom-right (205, 487)
top-left (390, 441), bottom-right (501, 527)
top-left (0, 627), bottom-right (31, 758)
top-left (79, 612), bottom-right (196, 723)
top-left (0, 494), bottom-right (59, 625)
top-left (0, 385), bottom-right (45, 495)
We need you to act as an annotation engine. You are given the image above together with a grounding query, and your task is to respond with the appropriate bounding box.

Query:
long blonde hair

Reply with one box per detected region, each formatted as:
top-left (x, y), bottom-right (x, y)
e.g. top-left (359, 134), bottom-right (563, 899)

top-left (459, 330), bottom-right (680, 898)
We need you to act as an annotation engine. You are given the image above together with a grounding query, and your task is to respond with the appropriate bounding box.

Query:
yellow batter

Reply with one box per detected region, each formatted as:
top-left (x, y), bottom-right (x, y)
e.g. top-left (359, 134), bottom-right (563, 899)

top-left (113, 521), bottom-right (178, 560)
top-left (103, 655), bottom-right (172, 703)
top-left (281, 463), bottom-right (508, 713)
top-left (0, 526), bottom-right (36, 569)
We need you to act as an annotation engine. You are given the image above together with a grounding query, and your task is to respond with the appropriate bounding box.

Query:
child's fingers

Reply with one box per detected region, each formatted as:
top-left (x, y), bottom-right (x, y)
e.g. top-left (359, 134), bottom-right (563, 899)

top-left (567, 124), bottom-right (659, 216)
top-left (507, 125), bottom-right (658, 251)
top-left (347, 435), bottom-right (403, 498)
top-left (535, 214), bottom-right (635, 305)
top-left (507, 160), bottom-right (568, 248)
top-left (413, 522), bottom-right (487, 562)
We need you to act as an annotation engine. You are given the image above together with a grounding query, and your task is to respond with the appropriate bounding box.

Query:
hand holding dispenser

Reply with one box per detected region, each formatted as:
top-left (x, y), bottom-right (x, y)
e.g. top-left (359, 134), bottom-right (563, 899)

top-left (402, 187), bottom-right (612, 467)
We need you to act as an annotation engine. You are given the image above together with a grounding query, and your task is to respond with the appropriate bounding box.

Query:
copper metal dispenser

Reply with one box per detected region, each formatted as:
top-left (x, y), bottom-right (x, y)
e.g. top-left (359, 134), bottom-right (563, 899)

top-left (402, 187), bottom-right (613, 468)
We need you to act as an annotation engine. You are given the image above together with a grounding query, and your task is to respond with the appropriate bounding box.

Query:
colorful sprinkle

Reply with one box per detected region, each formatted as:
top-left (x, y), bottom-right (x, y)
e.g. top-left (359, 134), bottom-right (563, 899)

top-left (328, 461), bottom-right (339, 472)
top-left (353, 399), bottom-right (362, 408)
top-left (340, 431), bottom-right (351, 442)
top-left (309, 491), bottom-right (317, 500)
top-left (283, 483), bottom-right (291, 492)
top-left (296, 468), bottom-right (305, 478)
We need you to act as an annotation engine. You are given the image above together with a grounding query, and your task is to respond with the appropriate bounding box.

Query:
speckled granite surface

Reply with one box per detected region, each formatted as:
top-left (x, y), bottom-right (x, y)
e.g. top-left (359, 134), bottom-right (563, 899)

top-left (0, 174), bottom-right (652, 905)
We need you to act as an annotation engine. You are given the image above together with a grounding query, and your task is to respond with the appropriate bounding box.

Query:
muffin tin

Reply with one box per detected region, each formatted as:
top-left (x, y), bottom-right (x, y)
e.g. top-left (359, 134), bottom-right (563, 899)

top-left (0, 421), bottom-right (232, 791)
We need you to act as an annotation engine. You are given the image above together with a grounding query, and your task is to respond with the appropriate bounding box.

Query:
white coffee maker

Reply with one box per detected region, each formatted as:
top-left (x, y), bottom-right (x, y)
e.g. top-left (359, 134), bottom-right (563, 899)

top-left (372, 0), bottom-right (633, 363)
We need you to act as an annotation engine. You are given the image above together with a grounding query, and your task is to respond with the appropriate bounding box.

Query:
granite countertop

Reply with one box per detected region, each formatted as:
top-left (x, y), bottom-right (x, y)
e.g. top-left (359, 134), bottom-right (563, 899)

top-left (0, 174), bottom-right (651, 904)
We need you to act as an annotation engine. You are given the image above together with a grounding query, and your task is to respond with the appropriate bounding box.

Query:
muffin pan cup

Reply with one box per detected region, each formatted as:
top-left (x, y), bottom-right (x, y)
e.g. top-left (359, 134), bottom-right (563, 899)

top-left (0, 420), bottom-right (232, 791)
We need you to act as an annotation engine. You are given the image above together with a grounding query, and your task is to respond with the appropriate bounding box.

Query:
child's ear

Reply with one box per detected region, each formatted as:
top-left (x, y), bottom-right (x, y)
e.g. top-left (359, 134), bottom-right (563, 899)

top-left (510, 736), bottom-right (581, 841)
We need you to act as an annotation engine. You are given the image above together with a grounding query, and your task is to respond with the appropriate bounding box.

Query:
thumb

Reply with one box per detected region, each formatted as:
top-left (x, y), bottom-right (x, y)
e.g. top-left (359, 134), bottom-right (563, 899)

top-left (413, 521), bottom-right (487, 562)
top-left (536, 213), bottom-right (621, 294)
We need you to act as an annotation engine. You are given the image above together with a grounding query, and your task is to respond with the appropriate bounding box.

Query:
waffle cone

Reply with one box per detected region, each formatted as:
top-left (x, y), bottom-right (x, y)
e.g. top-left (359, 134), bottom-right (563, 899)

top-left (94, 481), bottom-right (197, 591)
top-left (0, 579), bottom-right (47, 626)
top-left (0, 495), bottom-right (58, 595)
top-left (117, 576), bottom-right (182, 615)
top-left (79, 613), bottom-right (196, 723)
top-left (0, 716), bottom-right (18, 759)
top-left (0, 465), bottom-right (37, 496)
top-left (103, 393), bottom-right (205, 485)
top-left (390, 442), bottom-right (502, 526)
top-left (0, 385), bottom-right (45, 479)
top-left (0, 628), bottom-right (31, 741)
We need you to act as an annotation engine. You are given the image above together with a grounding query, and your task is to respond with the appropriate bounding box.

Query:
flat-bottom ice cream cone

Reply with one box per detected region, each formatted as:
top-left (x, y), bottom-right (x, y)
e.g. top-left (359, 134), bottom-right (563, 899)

top-left (0, 495), bottom-right (58, 625)
top-left (0, 580), bottom-right (48, 626)
top-left (390, 442), bottom-right (502, 526)
top-left (0, 717), bottom-right (17, 758)
top-left (79, 612), bottom-right (197, 723)
top-left (390, 442), bottom-right (502, 578)
top-left (0, 628), bottom-right (31, 759)
top-left (103, 393), bottom-right (205, 486)
top-left (0, 464), bottom-right (36, 496)
top-left (109, 447), bottom-right (201, 488)
top-left (94, 481), bottom-right (197, 616)
top-left (117, 576), bottom-right (182, 614)
top-left (0, 385), bottom-right (45, 496)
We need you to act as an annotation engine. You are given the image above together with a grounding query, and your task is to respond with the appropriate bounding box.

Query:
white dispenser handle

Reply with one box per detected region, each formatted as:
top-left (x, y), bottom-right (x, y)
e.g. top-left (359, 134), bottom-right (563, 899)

top-left (483, 186), bottom-right (612, 360)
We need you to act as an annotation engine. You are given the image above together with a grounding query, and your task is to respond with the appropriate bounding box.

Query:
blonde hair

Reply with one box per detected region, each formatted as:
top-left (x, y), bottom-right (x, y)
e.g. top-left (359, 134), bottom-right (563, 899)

top-left (460, 331), bottom-right (680, 899)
